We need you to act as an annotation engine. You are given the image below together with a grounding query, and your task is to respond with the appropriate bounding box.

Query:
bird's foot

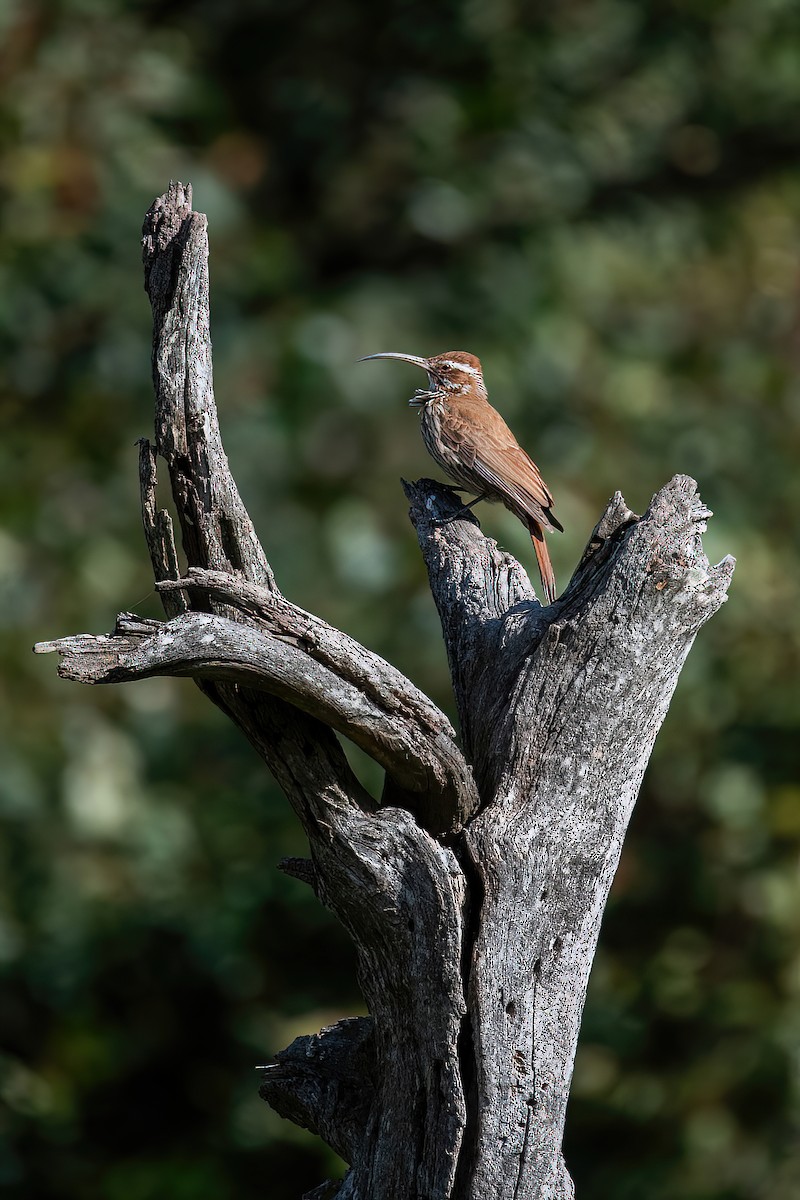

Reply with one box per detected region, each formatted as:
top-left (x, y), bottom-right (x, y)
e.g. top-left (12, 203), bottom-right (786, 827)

top-left (432, 493), bottom-right (487, 527)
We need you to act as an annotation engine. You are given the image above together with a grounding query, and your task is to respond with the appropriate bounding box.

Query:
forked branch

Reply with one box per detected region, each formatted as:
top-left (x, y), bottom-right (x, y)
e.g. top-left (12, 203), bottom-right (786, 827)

top-left (34, 183), bottom-right (734, 1200)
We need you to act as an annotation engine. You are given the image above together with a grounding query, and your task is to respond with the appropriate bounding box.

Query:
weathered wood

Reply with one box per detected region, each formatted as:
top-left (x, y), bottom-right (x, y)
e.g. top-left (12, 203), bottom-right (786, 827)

top-left (258, 1018), bottom-right (377, 1165)
top-left (35, 601), bottom-right (476, 830)
top-left (142, 182), bottom-right (469, 1196)
top-left (35, 183), bottom-right (734, 1200)
top-left (403, 472), bottom-right (733, 1199)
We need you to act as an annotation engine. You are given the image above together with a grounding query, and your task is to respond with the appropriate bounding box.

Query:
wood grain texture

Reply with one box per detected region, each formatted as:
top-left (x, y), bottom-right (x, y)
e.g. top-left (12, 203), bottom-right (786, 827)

top-left (258, 1018), bottom-right (377, 1163)
top-left (35, 183), bottom-right (735, 1199)
top-left (36, 596), bottom-right (477, 831)
top-left (401, 471), bottom-right (733, 1199)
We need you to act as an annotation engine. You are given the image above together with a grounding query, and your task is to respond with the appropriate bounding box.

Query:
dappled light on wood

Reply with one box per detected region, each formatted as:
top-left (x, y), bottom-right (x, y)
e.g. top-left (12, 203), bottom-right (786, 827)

top-left (34, 186), bottom-right (733, 1200)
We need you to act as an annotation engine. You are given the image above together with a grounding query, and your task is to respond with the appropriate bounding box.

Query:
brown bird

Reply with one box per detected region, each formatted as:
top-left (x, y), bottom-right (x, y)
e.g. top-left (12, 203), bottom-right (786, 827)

top-left (360, 350), bottom-right (563, 604)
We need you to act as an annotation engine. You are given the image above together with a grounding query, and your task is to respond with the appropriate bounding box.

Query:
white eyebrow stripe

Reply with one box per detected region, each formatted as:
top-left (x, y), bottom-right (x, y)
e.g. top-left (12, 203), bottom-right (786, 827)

top-left (441, 360), bottom-right (480, 377)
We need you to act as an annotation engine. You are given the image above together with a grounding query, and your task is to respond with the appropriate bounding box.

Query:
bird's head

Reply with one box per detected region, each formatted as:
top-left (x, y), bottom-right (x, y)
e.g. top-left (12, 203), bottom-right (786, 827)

top-left (359, 350), bottom-right (486, 407)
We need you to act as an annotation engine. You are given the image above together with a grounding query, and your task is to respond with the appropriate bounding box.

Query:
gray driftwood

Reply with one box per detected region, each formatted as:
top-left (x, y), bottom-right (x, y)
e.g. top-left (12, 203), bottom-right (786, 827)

top-left (35, 183), bottom-right (734, 1200)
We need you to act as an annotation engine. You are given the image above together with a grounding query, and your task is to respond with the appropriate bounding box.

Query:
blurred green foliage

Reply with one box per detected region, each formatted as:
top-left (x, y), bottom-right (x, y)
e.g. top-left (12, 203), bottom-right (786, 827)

top-left (1, 0), bottom-right (799, 1196)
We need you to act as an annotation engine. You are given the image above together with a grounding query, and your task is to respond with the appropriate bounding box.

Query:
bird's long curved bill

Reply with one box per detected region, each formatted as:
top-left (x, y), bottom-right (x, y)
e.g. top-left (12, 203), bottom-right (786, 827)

top-left (358, 352), bottom-right (430, 370)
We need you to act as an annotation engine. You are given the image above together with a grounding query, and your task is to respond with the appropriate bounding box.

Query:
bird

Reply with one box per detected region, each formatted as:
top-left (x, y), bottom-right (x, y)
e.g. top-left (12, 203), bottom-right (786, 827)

top-left (359, 350), bottom-right (563, 604)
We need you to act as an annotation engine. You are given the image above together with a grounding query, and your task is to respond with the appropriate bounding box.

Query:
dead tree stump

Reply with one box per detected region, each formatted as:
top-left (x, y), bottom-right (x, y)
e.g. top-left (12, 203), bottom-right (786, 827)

top-left (35, 183), bottom-right (734, 1199)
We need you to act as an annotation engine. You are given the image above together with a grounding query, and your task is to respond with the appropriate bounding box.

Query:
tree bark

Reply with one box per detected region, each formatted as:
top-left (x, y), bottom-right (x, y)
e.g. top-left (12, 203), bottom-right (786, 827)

top-left (35, 183), bottom-right (734, 1199)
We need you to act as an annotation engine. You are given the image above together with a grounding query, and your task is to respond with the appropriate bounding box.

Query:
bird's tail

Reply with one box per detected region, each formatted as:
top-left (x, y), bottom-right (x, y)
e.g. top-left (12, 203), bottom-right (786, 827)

top-left (528, 519), bottom-right (557, 605)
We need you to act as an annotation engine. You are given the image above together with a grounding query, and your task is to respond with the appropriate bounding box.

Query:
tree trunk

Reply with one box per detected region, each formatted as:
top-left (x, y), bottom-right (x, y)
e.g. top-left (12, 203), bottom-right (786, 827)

top-left (35, 183), bottom-right (734, 1199)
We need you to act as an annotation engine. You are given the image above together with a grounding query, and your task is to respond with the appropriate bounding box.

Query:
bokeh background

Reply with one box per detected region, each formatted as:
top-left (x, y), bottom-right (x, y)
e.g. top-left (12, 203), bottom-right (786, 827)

top-left (2, 0), bottom-right (800, 1197)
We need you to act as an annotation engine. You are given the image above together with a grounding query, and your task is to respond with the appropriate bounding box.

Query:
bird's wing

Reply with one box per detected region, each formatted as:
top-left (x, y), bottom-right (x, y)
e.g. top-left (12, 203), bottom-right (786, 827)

top-left (451, 399), bottom-right (563, 532)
